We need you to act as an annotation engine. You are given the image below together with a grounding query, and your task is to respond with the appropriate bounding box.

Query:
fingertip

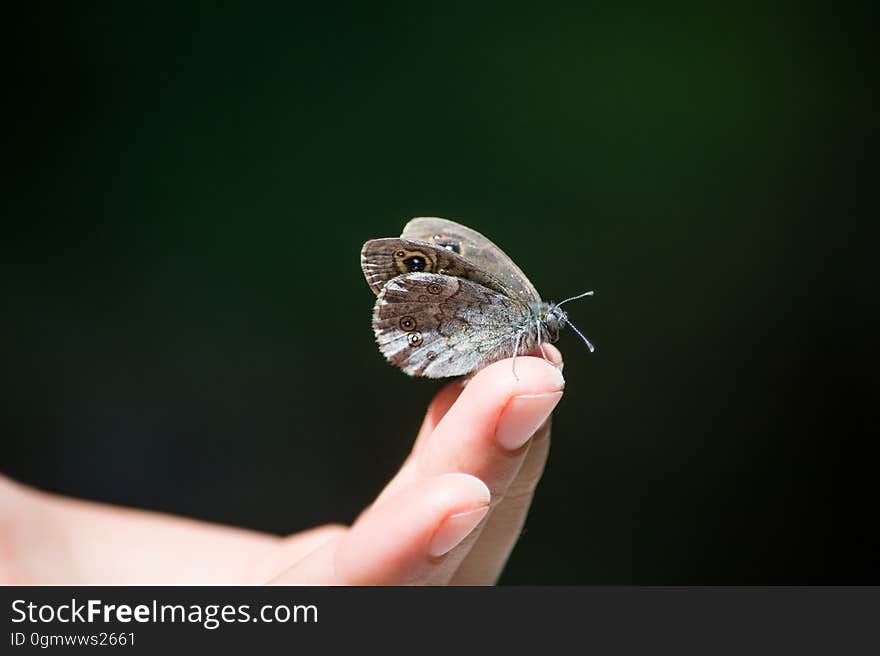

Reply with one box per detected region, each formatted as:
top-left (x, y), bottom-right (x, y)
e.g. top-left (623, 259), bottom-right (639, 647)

top-left (426, 356), bottom-right (564, 456)
top-left (334, 473), bottom-right (491, 584)
top-left (469, 354), bottom-right (565, 397)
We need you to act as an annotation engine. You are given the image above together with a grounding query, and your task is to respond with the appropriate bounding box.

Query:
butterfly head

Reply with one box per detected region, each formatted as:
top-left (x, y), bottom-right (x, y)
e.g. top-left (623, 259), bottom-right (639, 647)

top-left (544, 291), bottom-right (596, 353)
top-left (536, 305), bottom-right (568, 343)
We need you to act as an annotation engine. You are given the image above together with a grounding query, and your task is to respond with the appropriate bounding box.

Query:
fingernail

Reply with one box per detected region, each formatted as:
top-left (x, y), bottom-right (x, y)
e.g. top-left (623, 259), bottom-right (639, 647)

top-left (428, 505), bottom-right (490, 557)
top-left (496, 391), bottom-right (563, 450)
top-left (545, 362), bottom-right (566, 387)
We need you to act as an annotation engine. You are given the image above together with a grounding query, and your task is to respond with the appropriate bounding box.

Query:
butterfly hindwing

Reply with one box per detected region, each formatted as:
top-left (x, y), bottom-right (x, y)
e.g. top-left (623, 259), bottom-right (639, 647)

top-left (372, 272), bottom-right (530, 378)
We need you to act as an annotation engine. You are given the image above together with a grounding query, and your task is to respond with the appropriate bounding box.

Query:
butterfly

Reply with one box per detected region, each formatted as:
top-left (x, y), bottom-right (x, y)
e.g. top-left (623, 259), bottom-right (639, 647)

top-left (360, 217), bottom-right (594, 378)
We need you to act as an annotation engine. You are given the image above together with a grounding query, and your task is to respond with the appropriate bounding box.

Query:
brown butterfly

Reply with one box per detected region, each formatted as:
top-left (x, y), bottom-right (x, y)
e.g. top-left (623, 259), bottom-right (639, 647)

top-left (361, 217), bottom-right (595, 378)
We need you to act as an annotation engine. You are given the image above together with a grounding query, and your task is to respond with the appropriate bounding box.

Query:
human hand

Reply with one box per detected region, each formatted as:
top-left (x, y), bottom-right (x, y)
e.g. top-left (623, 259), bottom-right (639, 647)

top-left (0, 348), bottom-right (563, 585)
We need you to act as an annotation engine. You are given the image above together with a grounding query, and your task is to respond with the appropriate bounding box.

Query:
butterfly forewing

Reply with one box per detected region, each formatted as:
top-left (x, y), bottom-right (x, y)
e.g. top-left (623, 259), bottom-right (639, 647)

top-left (373, 272), bottom-right (530, 378)
top-left (360, 237), bottom-right (514, 298)
top-left (401, 217), bottom-right (542, 303)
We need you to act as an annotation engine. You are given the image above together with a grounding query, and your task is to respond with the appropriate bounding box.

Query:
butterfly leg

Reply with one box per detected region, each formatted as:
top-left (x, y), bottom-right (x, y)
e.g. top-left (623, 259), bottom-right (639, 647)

top-left (535, 318), bottom-right (552, 365)
top-left (511, 330), bottom-right (523, 382)
top-left (536, 318), bottom-right (563, 370)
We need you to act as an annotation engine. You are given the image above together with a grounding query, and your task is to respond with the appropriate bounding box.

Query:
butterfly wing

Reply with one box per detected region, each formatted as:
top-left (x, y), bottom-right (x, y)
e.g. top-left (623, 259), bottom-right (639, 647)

top-left (361, 237), bottom-right (514, 298)
top-left (373, 272), bottom-right (530, 378)
top-left (401, 217), bottom-right (542, 303)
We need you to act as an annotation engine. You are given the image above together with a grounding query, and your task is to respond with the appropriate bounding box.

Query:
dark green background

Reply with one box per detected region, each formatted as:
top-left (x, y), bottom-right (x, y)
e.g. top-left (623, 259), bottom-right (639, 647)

top-left (5, 3), bottom-right (877, 582)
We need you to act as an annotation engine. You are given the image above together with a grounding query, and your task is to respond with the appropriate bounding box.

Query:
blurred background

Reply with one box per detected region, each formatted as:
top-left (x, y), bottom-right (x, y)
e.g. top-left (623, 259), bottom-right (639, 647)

top-left (4, 3), bottom-right (877, 583)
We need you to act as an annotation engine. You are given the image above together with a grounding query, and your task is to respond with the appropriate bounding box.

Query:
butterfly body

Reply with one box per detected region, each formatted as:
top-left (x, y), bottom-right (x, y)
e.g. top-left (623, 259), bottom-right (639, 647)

top-left (361, 218), bottom-right (591, 379)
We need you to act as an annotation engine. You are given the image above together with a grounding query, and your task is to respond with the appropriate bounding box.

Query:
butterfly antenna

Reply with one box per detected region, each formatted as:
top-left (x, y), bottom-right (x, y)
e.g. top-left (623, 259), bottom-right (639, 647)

top-left (564, 317), bottom-right (596, 353)
top-left (554, 290), bottom-right (594, 308)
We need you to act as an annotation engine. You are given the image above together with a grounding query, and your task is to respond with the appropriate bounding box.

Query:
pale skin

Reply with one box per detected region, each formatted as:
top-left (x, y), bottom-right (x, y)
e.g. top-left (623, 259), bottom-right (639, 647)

top-left (0, 347), bottom-right (564, 585)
